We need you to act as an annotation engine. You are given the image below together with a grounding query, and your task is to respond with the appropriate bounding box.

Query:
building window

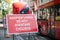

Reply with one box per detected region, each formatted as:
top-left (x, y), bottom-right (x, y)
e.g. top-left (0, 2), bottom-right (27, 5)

top-left (41, 0), bottom-right (43, 3)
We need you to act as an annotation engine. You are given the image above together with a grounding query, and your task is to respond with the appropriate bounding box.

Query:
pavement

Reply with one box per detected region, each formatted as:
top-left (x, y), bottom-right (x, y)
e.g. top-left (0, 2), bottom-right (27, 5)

top-left (0, 28), bottom-right (52, 40)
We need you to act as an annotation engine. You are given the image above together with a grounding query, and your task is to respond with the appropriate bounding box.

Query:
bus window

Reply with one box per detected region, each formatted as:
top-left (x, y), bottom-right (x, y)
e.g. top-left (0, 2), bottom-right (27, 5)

top-left (55, 7), bottom-right (60, 20)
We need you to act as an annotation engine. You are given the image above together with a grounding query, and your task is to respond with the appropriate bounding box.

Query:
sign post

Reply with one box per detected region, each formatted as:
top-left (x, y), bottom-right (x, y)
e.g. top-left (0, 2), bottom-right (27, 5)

top-left (6, 14), bottom-right (38, 40)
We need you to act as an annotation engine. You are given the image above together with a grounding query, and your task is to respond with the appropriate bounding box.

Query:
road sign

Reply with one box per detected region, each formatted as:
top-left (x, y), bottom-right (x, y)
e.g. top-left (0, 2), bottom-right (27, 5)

top-left (6, 14), bottom-right (38, 34)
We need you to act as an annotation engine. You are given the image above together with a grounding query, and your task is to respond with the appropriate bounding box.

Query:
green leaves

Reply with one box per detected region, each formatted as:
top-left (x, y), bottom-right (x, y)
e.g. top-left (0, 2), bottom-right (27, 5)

top-left (2, 9), bottom-right (8, 16)
top-left (0, 0), bottom-right (1, 3)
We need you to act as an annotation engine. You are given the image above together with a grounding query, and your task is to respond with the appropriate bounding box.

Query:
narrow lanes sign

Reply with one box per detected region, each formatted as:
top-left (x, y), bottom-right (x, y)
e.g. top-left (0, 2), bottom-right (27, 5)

top-left (6, 14), bottom-right (38, 34)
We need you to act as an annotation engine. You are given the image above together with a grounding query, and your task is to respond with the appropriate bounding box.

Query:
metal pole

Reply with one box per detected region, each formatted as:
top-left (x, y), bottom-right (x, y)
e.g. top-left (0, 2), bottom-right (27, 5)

top-left (13, 34), bottom-right (14, 40)
top-left (28, 33), bottom-right (30, 40)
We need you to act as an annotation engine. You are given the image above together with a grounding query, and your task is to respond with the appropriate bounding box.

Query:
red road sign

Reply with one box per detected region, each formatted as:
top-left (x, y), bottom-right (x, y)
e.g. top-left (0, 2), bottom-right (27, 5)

top-left (6, 14), bottom-right (38, 34)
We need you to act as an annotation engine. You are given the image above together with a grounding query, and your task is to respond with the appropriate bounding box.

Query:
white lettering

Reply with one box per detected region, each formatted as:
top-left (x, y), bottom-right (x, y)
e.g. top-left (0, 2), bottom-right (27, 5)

top-left (16, 27), bottom-right (31, 31)
top-left (16, 20), bottom-right (28, 23)
top-left (15, 23), bottom-right (30, 27)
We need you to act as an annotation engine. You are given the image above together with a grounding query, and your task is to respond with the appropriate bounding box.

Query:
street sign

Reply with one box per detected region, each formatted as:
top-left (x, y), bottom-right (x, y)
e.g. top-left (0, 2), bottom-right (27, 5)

top-left (6, 14), bottom-right (38, 34)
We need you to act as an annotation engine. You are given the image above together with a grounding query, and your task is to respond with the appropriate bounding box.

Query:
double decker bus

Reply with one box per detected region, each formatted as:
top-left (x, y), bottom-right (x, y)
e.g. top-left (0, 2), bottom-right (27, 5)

top-left (37, 2), bottom-right (60, 40)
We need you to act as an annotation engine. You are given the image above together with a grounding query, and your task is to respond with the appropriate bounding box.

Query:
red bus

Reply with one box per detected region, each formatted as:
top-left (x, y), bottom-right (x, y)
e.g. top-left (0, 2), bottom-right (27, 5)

top-left (37, 3), bottom-right (60, 40)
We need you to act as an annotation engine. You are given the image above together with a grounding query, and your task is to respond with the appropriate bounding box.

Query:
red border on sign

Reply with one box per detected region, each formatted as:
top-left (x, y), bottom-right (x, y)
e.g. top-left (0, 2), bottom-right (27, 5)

top-left (6, 14), bottom-right (38, 34)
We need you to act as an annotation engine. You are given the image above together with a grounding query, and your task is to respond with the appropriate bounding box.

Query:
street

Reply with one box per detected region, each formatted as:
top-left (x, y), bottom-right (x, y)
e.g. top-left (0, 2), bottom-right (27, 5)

top-left (0, 28), bottom-right (52, 40)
